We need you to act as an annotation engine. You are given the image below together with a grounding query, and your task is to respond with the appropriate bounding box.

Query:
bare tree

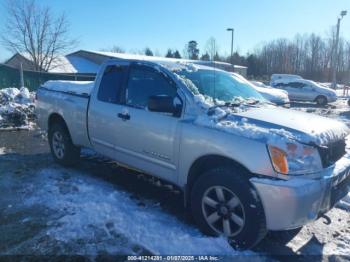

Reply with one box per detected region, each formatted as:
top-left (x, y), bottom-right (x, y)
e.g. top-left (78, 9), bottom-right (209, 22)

top-left (109, 46), bottom-right (125, 53)
top-left (205, 37), bottom-right (219, 61)
top-left (2, 0), bottom-right (76, 71)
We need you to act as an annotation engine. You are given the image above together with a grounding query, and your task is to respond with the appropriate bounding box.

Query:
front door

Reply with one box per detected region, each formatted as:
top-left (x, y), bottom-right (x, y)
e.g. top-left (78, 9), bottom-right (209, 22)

top-left (113, 64), bottom-right (183, 182)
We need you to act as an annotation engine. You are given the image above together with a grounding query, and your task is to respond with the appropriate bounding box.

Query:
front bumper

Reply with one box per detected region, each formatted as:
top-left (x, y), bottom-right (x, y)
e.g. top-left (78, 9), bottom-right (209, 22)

top-left (250, 153), bottom-right (350, 231)
top-left (327, 95), bottom-right (337, 103)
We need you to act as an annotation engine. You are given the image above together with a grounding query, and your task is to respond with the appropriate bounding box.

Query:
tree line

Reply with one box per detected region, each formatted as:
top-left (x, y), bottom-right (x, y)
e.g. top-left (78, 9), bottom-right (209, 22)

top-left (109, 33), bottom-right (350, 83)
top-left (245, 33), bottom-right (350, 83)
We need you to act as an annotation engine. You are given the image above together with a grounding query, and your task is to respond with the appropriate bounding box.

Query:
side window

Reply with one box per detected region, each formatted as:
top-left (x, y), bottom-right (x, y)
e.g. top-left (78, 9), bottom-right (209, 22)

top-left (98, 65), bottom-right (126, 103)
top-left (289, 82), bottom-right (301, 88)
top-left (126, 66), bottom-right (177, 109)
top-left (274, 83), bottom-right (286, 88)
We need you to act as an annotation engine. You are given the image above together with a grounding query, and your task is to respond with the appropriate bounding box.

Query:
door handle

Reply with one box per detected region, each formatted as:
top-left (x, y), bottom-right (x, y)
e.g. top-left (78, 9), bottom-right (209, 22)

top-left (118, 113), bottom-right (130, 121)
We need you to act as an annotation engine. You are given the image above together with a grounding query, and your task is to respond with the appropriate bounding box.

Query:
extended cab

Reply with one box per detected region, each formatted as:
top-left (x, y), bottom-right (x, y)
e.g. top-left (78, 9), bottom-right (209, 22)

top-left (36, 59), bottom-right (350, 249)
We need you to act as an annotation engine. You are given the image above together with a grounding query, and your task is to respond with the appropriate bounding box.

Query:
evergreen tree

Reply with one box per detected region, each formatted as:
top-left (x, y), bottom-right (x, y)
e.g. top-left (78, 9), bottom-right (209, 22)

top-left (144, 47), bottom-right (153, 56)
top-left (165, 49), bottom-right (174, 58)
top-left (186, 40), bottom-right (199, 60)
top-left (173, 50), bottom-right (181, 59)
top-left (200, 52), bottom-right (210, 61)
top-left (213, 52), bottom-right (221, 61)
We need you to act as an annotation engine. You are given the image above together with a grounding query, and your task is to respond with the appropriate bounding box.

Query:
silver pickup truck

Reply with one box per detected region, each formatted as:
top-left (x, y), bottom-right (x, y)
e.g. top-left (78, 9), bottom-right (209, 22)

top-left (36, 59), bottom-right (350, 249)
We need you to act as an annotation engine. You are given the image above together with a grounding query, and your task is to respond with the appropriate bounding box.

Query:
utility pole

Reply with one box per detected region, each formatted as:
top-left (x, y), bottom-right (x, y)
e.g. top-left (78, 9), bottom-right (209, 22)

top-left (227, 28), bottom-right (234, 71)
top-left (332, 10), bottom-right (347, 89)
top-left (20, 63), bottom-right (24, 88)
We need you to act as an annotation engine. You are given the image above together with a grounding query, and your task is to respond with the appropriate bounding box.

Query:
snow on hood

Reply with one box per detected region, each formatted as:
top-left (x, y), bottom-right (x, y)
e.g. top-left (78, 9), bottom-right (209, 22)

top-left (193, 94), bottom-right (349, 147)
top-left (236, 107), bottom-right (349, 146)
top-left (254, 85), bottom-right (289, 102)
top-left (42, 80), bottom-right (94, 96)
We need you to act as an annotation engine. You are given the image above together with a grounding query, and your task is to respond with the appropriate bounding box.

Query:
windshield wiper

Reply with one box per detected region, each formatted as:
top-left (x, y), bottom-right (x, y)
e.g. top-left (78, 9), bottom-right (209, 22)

top-left (207, 102), bottom-right (242, 116)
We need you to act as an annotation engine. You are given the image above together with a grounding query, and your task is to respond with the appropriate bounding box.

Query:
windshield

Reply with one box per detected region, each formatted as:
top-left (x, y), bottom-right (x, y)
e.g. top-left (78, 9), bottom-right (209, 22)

top-left (176, 69), bottom-right (265, 103)
top-left (305, 80), bottom-right (324, 88)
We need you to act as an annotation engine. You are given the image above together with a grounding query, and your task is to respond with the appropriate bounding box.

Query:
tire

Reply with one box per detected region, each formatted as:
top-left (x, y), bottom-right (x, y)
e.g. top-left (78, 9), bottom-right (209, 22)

top-left (48, 122), bottom-right (80, 166)
top-left (315, 95), bottom-right (327, 106)
top-left (190, 166), bottom-right (267, 250)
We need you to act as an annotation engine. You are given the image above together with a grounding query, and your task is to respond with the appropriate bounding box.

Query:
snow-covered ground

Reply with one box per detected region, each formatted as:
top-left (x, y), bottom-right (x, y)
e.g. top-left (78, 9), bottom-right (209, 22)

top-left (0, 87), bottom-right (36, 130)
top-left (25, 167), bottom-right (246, 256)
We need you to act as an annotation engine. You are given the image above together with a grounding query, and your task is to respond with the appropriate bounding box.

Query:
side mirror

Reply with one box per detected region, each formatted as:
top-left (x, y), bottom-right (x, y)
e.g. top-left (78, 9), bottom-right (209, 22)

top-left (148, 95), bottom-right (182, 116)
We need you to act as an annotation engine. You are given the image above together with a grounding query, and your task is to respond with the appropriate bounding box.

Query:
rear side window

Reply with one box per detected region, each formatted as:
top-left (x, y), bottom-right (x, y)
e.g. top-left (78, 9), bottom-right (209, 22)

top-left (289, 82), bottom-right (305, 88)
top-left (98, 65), bottom-right (126, 103)
top-left (125, 66), bottom-right (176, 108)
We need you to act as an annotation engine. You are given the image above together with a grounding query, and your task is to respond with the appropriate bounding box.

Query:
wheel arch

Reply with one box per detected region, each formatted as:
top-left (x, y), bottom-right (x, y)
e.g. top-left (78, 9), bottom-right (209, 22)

top-left (185, 154), bottom-right (252, 207)
top-left (314, 94), bottom-right (327, 104)
top-left (48, 113), bottom-right (71, 138)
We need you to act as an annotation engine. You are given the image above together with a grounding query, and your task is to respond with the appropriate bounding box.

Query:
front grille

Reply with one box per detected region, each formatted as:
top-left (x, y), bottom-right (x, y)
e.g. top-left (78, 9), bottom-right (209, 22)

top-left (318, 139), bottom-right (346, 167)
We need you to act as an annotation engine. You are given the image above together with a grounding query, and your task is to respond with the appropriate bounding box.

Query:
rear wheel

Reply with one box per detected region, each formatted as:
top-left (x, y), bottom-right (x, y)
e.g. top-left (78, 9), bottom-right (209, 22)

top-left (315, 95), bottom-right (327, 106)
top-left (48, 122), bottom-right (80, 166)
top-left (191, 166), bottom-right (267, 250)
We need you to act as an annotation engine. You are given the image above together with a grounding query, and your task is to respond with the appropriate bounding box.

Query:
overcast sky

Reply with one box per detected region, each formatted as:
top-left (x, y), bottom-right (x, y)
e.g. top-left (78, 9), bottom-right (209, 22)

top-left (0, 0), bottom-right (349, 62)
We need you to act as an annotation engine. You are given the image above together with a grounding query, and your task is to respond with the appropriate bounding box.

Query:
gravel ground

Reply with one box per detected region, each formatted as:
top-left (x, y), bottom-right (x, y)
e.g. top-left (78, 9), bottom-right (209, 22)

top-left (0, 98), bottom-right (350, 261)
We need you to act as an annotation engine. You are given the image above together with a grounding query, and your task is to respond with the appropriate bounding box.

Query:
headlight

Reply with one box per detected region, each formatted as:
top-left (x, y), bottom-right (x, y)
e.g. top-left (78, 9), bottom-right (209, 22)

top-left (268, 143), bottom-right (323, 175)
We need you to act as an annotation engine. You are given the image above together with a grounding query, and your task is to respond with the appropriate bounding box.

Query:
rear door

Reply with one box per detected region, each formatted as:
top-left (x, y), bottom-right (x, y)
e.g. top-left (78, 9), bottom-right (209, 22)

top-left (283, 82), bottom-right (304, 100)
top-left (88, 62), bottom-right (129, 158)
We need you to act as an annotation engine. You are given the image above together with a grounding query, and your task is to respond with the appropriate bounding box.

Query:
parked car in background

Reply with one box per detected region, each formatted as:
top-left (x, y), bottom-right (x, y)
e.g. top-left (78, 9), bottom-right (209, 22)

top-left (271, 78), bottom-right (337, 105)
top-left (271, 74), bottom-right (302, 83)
top-left (232, 74), bottom-right (289, 105)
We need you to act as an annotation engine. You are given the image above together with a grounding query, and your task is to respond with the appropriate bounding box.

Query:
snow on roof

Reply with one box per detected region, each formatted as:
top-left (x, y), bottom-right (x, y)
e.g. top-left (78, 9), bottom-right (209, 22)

top-left (234, 65), bottom-right (248, 69)
top-left (86, 50), bottom-right (187, 63)
top-left (75, 50), bottom-right (247, 70)
top-left (49, 56), bottom-right (100, 74)
top-left (13, 50), bottom-right (246, 74)
top-left (18, 53), bottom-right (99, 74)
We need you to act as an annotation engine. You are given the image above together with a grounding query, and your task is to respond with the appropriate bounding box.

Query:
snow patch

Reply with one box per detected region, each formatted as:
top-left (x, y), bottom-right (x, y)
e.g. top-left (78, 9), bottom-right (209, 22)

top-left (0, 147), bottom-right (6, 155)
top-left (25, 168), bottom-right (257, 256)
top-left (0, 87), bottom-right (35, 129)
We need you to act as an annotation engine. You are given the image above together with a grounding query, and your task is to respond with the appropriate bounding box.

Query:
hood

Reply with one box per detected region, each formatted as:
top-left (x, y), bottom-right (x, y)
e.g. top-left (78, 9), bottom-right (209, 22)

top-left (313, 84), bottom-right (337, 96)
top-left (234, 107), bottom-right (349, 146)
top-left (254, 86), bottom-right (289, 103)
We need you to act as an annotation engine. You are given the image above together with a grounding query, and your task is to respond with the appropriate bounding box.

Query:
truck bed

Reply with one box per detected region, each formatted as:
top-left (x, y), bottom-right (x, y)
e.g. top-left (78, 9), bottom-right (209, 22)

top-left (42, 80), bottom-right (94, 96)
top-left (36, 81), bottom-right (93, 148)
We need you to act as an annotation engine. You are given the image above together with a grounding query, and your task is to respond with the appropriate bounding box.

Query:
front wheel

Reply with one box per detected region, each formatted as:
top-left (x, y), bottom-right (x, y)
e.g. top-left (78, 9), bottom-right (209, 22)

top-left (315, 95), bottom-right (327, 106)
top-left (191, 166), bottom-right (267, 250)
top-left (48, 122), bottom-right (80, 166)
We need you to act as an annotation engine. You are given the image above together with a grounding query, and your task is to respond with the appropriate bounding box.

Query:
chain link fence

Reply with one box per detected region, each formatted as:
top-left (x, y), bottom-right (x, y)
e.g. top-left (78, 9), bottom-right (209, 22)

top-left (0, 64), bottom-right (95, 91)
